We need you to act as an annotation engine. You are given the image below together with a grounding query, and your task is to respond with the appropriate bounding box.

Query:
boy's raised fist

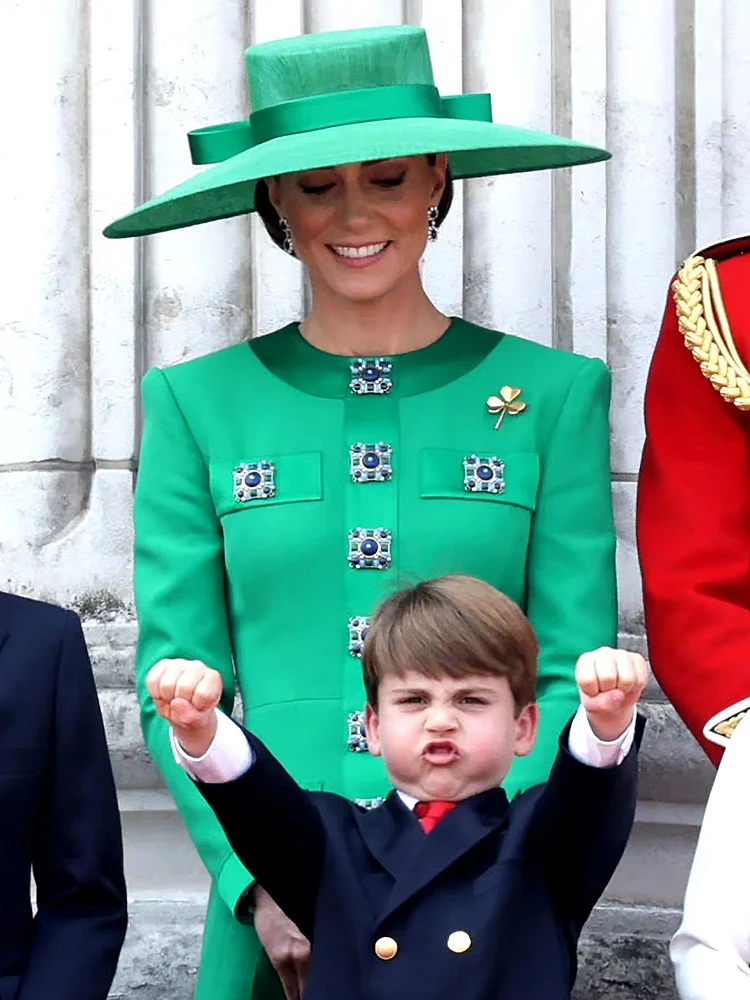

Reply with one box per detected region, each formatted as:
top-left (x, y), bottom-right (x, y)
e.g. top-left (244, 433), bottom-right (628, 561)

top-left (146, 658), bottom-right (223, 754)
top-left (575, 648), bottom-right (648, 742)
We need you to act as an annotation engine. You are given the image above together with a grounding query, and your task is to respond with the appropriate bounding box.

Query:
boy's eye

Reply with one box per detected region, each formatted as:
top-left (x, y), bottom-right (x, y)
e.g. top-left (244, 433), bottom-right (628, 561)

top-left (397, 696), bottom-right (425, 705)
top-left (460, 697), bottom-right (488, 706)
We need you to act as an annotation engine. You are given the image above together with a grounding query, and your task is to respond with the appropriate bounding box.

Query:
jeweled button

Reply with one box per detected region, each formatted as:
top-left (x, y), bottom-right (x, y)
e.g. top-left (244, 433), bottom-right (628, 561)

top-left (348, 616), bottom-right (370, 658)
top-left (350, 442), bottom-right (392, 483)
top-left (347, 710), bottom-right (368, 752)
top-left (463, 454), bottom-right (505, 495)
top-left (233, 461), bottom-right (276, 502)
top-left (348, 528), bottom-right (392, 569)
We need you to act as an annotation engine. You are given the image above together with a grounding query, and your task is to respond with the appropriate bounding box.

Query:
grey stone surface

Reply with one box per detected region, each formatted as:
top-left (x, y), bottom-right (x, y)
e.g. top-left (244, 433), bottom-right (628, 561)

top-left (110, 899), bottom-right (204, 1000)
top-left (575, 907), bottom-right (679, 1000)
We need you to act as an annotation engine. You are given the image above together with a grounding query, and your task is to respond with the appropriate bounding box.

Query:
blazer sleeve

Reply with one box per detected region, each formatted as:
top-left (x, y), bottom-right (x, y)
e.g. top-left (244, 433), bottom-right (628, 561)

top-left (530, 715), bottom-right (643, 931)
top-left (18, 611), bottom-right (127, 1000)
top-left (671, 714), bottom-right (750, 998)
top-left (195, 730), bottom-right (326, 941)
top-left (134, 367), bottom-right (253, 917)
top-left (637, 290), bottom-right (750, 765)
top-left (505, 360), bottom-right (618, 798)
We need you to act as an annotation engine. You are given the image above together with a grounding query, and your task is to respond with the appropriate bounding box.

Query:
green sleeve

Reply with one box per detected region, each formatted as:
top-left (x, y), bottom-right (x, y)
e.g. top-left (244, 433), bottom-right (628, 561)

top-left (134, 367), bottom-right (254, 918)
top-left (505, 360), bottom-right (618, 798)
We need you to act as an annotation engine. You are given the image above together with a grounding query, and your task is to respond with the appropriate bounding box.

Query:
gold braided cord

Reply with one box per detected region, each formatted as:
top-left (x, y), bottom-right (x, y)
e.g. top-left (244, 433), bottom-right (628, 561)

top-left (672, 253), bottom-right (750, 409)
top-left (711, 710), bottom-right (748, 740)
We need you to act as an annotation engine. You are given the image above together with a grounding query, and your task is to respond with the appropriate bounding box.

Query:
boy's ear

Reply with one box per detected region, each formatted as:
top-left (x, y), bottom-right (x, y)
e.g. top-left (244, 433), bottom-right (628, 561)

top-left (513, 702), bottom-right (539, 758)
top-left (364, 703), bottom-right (382, 757)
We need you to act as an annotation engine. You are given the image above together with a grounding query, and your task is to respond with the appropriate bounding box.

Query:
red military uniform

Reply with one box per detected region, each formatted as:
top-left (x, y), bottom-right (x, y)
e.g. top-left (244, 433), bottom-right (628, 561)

top-left (638, 234), bottom-right (750, 766)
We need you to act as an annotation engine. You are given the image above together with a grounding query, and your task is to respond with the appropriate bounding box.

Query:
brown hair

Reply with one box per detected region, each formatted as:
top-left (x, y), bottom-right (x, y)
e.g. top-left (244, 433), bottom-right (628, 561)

top-left (255, 155), bottom-right (454, 253)
top-left (362, 575), bottom-right (538, 712)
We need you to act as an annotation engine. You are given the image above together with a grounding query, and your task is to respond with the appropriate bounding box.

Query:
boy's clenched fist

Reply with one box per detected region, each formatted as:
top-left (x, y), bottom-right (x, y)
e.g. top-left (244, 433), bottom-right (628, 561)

top-left (146, 658), bottom-right (224, 757)
top-left (575, 648), bottom-right (648, 742)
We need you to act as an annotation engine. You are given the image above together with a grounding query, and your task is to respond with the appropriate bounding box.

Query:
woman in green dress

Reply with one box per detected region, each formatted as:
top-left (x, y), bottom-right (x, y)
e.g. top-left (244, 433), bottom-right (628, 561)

top-left (106, 25), bottom-right (617, 1000)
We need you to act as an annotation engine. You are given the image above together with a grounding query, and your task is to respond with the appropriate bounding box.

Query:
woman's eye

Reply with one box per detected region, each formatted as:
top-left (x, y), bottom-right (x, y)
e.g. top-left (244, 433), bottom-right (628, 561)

top-left (300, 182), bottom-right (335, 195)
top-left (374, 173), bottom-right (406, 188)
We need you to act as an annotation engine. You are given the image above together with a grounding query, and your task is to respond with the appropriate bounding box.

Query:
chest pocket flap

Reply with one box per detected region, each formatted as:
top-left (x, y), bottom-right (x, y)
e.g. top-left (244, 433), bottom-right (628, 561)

top-left (210, 452), bottom-right (322, 519)
top-left (420, 450), bottom-right (540, 510)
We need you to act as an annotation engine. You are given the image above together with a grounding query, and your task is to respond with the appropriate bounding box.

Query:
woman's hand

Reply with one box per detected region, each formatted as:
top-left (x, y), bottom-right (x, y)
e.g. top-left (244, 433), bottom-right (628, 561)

top-left (253, 885), bottom-right (310, 1000)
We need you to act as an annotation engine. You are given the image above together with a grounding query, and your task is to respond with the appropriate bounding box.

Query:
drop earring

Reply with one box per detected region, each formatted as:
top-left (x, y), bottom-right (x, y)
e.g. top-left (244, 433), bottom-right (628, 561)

top-left (280, 217), bottom-right (295, 256)
top-left (427, 205), bottom-right (439, 243)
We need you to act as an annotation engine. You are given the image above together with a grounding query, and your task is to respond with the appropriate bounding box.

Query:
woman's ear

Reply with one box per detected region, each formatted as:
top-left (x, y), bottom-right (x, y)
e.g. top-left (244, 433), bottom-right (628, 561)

top-left (266, 176), bottom-right (283, 216)
top-left (430, 152), bottom-right (449, 202)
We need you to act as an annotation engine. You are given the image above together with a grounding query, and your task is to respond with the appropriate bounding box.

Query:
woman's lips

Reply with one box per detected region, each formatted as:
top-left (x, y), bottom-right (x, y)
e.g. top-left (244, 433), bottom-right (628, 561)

top-left (327, 241), bottom-right (392, 268)
top-left (422, 740), bottom-right (460, 765)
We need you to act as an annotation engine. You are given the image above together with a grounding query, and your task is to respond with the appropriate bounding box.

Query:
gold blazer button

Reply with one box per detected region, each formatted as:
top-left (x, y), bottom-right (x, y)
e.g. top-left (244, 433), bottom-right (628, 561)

top-left (374, 936), bottom-right (398, 960)
top-left (447, 930), bottom-right (472, 954)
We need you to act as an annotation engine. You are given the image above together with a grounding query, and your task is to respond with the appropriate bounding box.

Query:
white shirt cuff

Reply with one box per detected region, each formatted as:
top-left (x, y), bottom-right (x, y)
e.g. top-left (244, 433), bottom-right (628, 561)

top-left (170, 709), bottom-right (253, 783)
top-left (567, 704), bottom-right (636, 768)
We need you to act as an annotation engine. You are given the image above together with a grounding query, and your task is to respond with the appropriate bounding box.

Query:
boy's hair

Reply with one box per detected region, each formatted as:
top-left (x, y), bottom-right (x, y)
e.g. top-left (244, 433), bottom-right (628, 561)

top-left (362, 575), bottom-right (538, 711)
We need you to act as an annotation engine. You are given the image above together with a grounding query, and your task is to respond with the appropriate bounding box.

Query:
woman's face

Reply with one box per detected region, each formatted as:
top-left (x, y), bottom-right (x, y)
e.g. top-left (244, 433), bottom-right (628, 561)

top-left (266, 154), bottom-right (447, 304)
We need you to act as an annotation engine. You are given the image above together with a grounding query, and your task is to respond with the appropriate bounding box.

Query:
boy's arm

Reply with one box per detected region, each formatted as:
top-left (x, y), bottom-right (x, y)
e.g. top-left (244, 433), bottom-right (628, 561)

top-left (192, 727), bottom-right (325, 941)
top-left (529, 649), bottom-right (647, 929)
top-left (148, 662), bottom-right (325, 940)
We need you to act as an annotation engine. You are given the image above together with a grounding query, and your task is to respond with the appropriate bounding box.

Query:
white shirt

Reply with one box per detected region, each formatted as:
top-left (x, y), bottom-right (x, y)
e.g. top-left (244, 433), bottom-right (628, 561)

top-left (671, 713), bottom-right (750, 999)
top-left (171, 704), bottom-right (637, 802)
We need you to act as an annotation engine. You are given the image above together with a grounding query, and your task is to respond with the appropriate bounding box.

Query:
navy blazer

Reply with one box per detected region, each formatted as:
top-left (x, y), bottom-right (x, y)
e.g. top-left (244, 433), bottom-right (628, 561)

top-left (0, 593), bottom-right (127, 1000)
top-left (198, 716), bottom-right (644, 1000)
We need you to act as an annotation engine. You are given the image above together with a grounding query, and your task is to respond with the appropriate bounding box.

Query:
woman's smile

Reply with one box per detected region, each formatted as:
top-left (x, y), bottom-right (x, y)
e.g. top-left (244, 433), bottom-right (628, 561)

top-left (328, 241), bottom-right (392, 266)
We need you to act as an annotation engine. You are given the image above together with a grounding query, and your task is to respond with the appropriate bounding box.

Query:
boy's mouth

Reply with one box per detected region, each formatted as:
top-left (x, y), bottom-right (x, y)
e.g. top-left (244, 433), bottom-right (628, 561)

top-left (422, 740), bottom-right (460, 765)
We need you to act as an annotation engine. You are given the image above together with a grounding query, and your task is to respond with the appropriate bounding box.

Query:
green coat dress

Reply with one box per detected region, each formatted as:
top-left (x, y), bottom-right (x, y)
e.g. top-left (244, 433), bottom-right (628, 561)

top-left (134, 318), bottom-right (617, 999)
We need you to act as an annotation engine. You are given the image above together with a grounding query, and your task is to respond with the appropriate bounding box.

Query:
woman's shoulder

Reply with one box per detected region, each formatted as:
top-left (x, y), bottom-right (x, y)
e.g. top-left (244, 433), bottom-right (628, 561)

top-left (143, 325), bottom-right (295, 395)
top-left (459, 318), bottom-right (610, 382)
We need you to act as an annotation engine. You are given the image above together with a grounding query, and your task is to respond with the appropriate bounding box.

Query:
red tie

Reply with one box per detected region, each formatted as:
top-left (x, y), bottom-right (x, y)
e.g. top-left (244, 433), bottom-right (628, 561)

top-left (415, 800), bottom-right (457, 833)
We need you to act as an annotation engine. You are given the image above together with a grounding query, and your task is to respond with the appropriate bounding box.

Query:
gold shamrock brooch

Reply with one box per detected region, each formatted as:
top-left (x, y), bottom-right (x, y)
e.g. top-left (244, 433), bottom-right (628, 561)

top-left (487, 387), bottom-right (526, 430)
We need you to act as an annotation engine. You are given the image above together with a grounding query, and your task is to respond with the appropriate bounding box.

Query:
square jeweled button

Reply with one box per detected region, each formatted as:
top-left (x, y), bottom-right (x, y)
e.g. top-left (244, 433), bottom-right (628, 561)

top-left (347, 710), bottom-right (368, 752)
top-left (348, 616), bottom-right (371, 657)
top-left (463, 455), bottom-right (505, 494)
top-left (233, 461), bottom-right (276, 502)
top-left (349, 358), bottom-right (392, 395)
top-left (348, 528), bottom-right (392, 569)
top-left (350, 443), bottom-right (393, 483)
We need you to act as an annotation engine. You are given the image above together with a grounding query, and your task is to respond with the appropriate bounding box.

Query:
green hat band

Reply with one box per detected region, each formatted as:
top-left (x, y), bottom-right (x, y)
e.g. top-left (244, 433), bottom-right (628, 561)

top-left (189, 85), bottom-right (493, 165)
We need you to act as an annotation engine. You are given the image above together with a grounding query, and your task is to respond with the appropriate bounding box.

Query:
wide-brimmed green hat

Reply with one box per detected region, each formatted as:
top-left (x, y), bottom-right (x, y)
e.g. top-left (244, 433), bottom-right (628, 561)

top-left (104, 25), bottom-right (610, 239)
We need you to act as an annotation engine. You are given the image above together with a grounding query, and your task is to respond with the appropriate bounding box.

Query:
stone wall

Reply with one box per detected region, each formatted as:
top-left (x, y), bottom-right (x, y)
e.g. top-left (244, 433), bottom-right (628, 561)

top-left (3, 1), bottom-right (750, 997)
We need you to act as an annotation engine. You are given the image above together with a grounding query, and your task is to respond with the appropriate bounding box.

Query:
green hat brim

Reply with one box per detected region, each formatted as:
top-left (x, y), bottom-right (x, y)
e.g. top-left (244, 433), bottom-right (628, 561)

top-left (104, 118), bottom-right (610, 239)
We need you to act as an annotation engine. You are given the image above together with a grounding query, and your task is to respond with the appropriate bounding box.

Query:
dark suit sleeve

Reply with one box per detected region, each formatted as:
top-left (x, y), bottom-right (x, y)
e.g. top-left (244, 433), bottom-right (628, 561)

top-left (18, 612), bottom-right (128, 1000)
top-left (528, 715), bottom-right (644, 930)
top-left (196, 729), bottom-right (326, 940)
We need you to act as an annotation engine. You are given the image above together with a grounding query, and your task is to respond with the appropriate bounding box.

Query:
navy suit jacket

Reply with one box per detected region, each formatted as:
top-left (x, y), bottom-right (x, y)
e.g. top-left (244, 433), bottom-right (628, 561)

top-left (198, 716), bottom-right (644, 1000)
top-left (0, 593), bottom-right (127, 1000)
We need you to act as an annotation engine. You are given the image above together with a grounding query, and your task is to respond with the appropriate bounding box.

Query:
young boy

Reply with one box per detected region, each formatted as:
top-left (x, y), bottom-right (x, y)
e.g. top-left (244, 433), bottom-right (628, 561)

top-left (148, 576), bottom-right (646, 1000)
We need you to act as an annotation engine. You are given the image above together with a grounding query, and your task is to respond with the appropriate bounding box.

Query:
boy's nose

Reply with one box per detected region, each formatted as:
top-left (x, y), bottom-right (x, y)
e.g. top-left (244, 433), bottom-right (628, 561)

top-left (425, 707), bottom-right (458, 732)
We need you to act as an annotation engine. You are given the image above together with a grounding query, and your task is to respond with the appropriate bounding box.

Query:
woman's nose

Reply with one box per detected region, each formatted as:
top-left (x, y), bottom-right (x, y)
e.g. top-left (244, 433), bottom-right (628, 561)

top-left (336, 180), bottom-right (371, 227)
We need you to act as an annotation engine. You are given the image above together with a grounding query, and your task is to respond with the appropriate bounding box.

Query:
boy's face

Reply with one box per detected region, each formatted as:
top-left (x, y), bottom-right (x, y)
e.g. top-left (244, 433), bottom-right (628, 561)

top-left (364, 671), bottom-right (538, 802)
